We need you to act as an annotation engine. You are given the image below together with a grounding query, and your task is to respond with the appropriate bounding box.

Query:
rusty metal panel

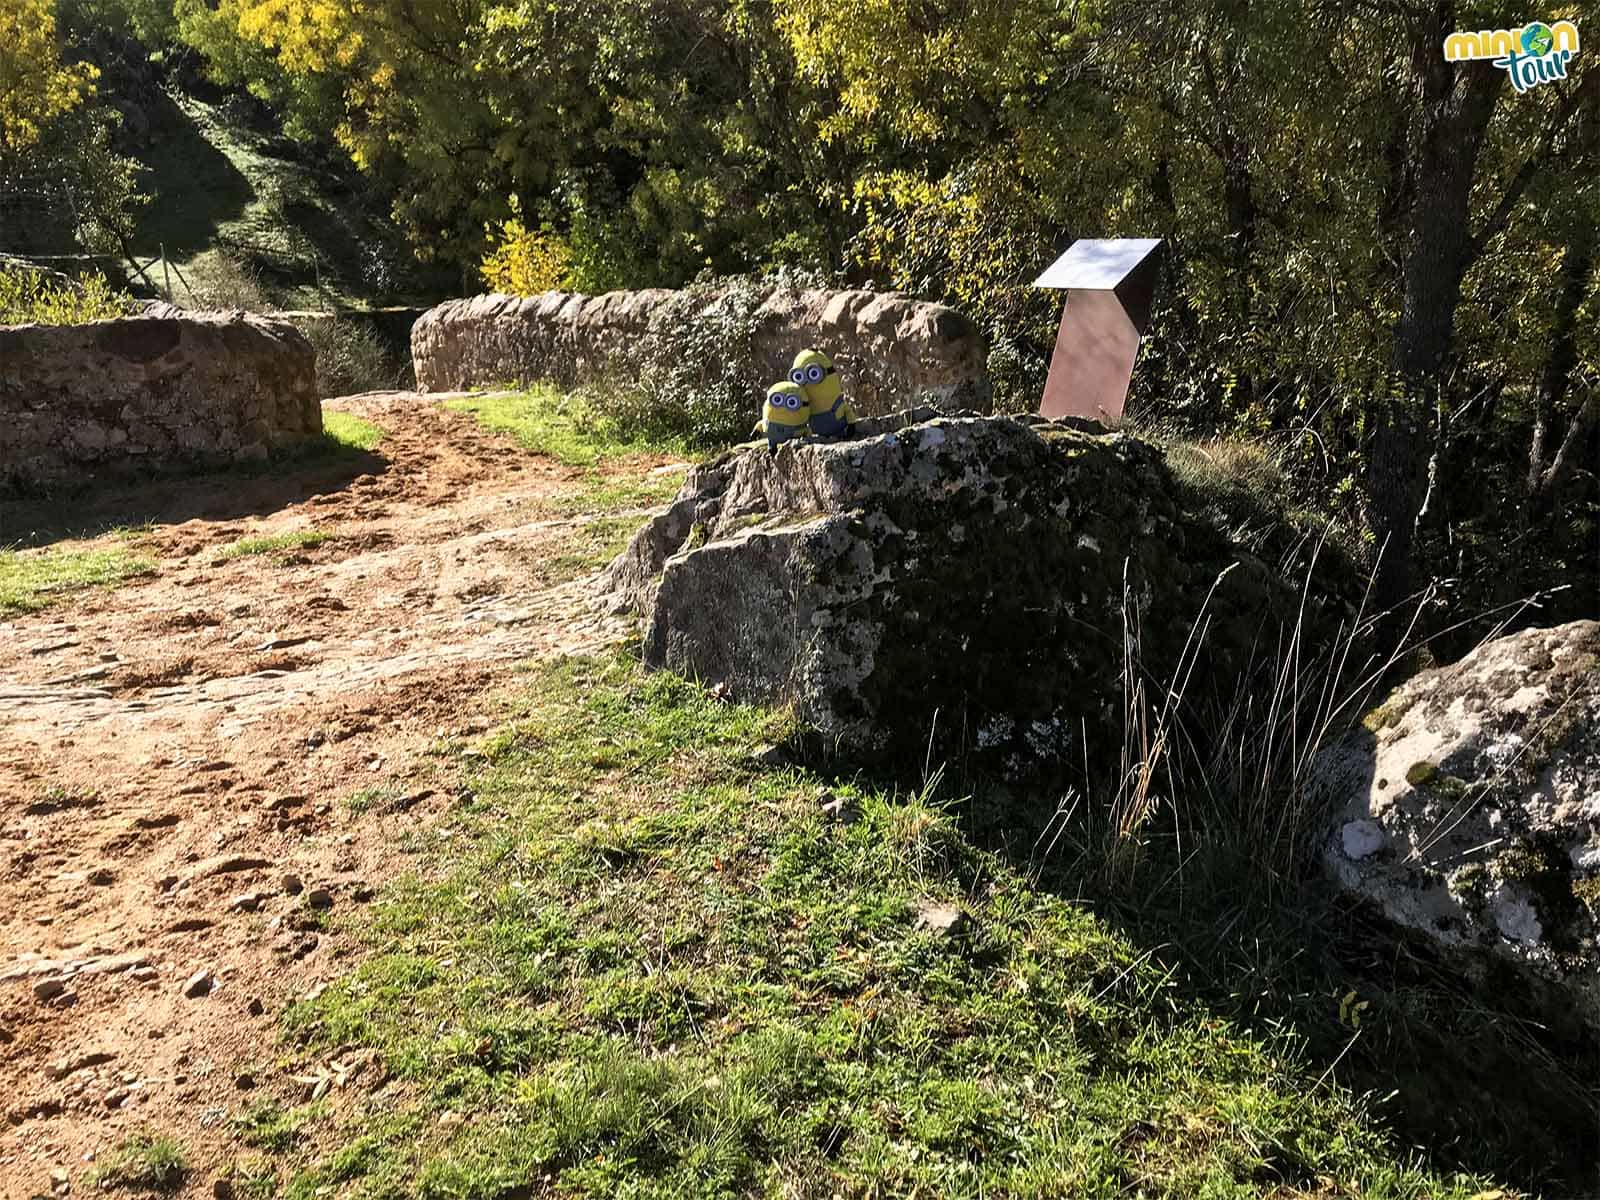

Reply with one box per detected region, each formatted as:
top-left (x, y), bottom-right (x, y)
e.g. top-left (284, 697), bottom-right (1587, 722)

top-left (1032, 238), bottom-right (1164, 425)
top-left (1038, 289), bottom-right (1142, 423)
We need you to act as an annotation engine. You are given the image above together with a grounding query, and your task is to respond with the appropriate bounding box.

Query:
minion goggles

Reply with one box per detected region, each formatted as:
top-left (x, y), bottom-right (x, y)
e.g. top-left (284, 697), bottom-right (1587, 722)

top-left (790, 363), bottom-right (838, 386)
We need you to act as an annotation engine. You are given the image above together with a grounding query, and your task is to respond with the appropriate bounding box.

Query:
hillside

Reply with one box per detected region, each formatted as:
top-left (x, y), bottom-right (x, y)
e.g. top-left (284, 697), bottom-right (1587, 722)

top-left (126, 87), bottom-right (450, 312)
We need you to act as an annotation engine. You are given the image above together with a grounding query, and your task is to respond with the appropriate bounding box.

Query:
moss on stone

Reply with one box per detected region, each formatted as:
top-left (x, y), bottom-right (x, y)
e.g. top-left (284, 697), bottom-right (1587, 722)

top-left (1405, 760), bottom-right (1439, 787)
top-left (1449, 862), bottom-right (1491, 915)
top-left (1363, 694), bottom-right (1413, 732)
top-left (1494, 833), bottom-right (1585, 955)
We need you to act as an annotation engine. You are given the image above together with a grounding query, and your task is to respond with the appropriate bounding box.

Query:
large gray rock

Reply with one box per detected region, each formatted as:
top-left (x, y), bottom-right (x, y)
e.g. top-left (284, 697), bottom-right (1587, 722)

top-left (1317, 620), bottom-right (1600, 1037)
top-left (0, 311), bottom-right (320, 493)
top-left (411, 286), bottom-right (990, 415)
top-left (603, 412), bottom-right (1351, 772)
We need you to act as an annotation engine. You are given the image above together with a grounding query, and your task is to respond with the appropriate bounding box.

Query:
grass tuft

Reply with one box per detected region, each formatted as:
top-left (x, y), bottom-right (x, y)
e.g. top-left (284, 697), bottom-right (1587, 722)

top-left (0, 545), bottom-right (153, 617)
top-left (87, 1132), bottom-right (187, 1193)
top-left (321, 410), bottom-right (386, 452)
top-left (216, 529), bottom-right (336, 562)
top-left (444, 386), bottom-right (685, 467)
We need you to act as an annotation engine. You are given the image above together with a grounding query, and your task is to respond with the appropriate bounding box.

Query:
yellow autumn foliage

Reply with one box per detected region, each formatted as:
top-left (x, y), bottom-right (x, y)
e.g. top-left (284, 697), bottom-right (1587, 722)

top-left (0, 0), bottom-right (98, 151)
top-left (480, 202), bottom-right (570, 296)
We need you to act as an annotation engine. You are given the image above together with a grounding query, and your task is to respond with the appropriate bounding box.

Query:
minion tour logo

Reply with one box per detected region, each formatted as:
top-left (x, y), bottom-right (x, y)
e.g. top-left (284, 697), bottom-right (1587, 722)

top-left (1444, 20), bottom-right (1580, 92)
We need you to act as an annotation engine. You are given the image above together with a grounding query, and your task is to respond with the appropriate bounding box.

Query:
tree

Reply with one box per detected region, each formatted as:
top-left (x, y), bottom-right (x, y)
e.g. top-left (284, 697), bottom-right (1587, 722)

top-left (1363, 1), bottom-right (1596, 638)
top-left (0, 0), bottom-right (98, 151)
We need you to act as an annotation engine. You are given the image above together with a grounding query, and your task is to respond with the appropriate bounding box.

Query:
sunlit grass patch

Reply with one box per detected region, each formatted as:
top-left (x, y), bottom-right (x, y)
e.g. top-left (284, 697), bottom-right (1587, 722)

top-left (86, 1132), bottom-right (187, 1193)
top-left (233, 1098), bottom-right (325, 1153)
top-left (531, 514), bottom-right (649, 585)
top-left (0, 545), bottom-right (153, 617)
top-left (444, 385), bottom-right (686, 467)
top-left (322, 409), bottom-right (386, 452)
top-left (253, 654), bottom-right (1499, 1199)
top-left (531, 468), bottom-right (688, 521)
top-left (216, 529), bottom-right (336, 562)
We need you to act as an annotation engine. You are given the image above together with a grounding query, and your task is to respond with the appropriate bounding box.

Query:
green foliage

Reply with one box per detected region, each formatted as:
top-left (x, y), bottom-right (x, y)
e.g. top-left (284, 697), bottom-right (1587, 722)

top-left (0, 266), bottom-right (137, 324)
top-left (257, 653), bottom-right (1501, 1198)
top-left (0, 545), bottom-right (152, 616)
top-left (294, 316), bottom-right (406, 396)
top-left (87, 1132), bottom-right (187, 1193)
top-left (590, 269), bottom-right (833, 448)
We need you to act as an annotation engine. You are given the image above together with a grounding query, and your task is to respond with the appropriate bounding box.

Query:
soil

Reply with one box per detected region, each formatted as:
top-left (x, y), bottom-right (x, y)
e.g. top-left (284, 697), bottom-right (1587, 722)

top-left (0, 394), bottom-right (674, 1198)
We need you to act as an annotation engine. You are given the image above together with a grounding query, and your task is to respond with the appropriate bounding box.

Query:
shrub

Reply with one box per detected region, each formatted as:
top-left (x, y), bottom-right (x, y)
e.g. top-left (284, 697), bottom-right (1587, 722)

top-left (178, 252), bottom-right (273, 311)
top-left (0, 265), bottom-right (137, 324)
top-left (480, 197), bottom-right (570, 296)
top-left (984, 331), bottom-right (1049, 414)
top-left (584, 268), bottom-right (831, 448)
top-left (295, 315), bottom-right (406, 396)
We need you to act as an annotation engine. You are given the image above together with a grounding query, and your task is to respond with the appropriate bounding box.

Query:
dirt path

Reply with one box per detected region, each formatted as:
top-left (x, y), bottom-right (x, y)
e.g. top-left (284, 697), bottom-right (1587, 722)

top-left (0, 394), bottom-right (670, 1197)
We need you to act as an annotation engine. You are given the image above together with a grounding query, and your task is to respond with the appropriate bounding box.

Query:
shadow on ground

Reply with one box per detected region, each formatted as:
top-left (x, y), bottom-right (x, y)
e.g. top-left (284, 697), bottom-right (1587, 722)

top-left (0, 439), bottom-right (386, 549)
top-left (783, 730), bottom-right (1600, 1198)
top-left (1020, 820), bottom-right (1599, 1195)
top-left (132, 90), bottom-right (256, 260)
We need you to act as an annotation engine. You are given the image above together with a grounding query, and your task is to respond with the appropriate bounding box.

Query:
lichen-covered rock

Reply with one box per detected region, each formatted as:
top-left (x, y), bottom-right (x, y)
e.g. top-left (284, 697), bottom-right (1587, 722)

top-left (603, 412), bottom-right (1349, 773)
top-left (1316, 620), bottom-right (1600, 1037)
top-left (0, 311), bottom-right (320, 494)
top-left (411, 287), bottom-right (989, 415)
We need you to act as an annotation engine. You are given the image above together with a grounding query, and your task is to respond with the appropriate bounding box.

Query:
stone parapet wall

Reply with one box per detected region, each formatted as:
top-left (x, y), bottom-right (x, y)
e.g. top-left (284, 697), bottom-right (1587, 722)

top-left (0, 312), bottom-right (321, 494)
top-left (410, 287), bottom-right (990, 414)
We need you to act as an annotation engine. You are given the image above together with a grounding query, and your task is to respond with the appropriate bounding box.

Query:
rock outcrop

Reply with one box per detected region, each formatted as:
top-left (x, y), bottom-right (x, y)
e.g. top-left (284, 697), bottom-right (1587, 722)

top-left (411, 287), bottom-right (990, 415)
top-left (603, 411), bottom-right (1348, 772)
top-left (1316, 620), bottom-right (1600, 1038)
top-left (0, 312), bottom-right (320, 493)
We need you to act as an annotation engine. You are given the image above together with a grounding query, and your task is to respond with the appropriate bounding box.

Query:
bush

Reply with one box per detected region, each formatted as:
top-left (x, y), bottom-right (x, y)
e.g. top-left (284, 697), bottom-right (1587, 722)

top-left (479, 197), bottom-right (570, 295)
top-left (295, 315), bottom-right (407, 396)
top-left (178, 252), bottom-right (274, 310)
top-left (0, 264), bottom-right (137, 324)
top-left (984, 331), bottom-right (1049, 414)
top-left (583, 268), bottom-right (831, 448)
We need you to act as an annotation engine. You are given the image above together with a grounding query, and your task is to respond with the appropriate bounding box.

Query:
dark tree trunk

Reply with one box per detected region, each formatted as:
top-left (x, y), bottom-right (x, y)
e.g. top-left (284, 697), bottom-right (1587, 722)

top-left (1367, 3), bottom-right (1502, 649)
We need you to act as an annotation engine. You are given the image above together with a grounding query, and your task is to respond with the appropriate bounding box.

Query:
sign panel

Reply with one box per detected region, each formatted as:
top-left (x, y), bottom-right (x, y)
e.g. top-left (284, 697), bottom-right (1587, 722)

top-left (1032, 238), bottom-right (1163, 424)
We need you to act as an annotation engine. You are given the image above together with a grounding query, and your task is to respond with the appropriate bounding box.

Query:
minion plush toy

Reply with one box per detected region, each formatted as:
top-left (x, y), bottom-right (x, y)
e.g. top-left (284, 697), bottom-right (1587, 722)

top-left (792, 349), bottom-right (857, 440)
top-left (761, 380), bottom-right (811, 450)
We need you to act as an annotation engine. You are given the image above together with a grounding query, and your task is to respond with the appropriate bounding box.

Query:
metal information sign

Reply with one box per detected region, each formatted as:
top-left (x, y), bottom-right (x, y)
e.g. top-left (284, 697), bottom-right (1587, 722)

top-left (1032, 238), bottom-right (1163, 424)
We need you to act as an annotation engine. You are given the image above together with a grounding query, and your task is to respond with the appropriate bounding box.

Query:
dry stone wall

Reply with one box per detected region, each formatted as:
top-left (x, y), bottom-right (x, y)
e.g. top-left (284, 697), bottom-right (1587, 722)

top-left (411, 287), bottom-right (991, 414)
top-left (0, 312), bottom-right (321, 494)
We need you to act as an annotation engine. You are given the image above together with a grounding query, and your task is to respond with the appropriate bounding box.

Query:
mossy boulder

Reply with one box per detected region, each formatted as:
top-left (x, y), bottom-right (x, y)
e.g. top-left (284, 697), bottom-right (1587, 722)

top-left (603, 412), bottom-right (1354, 776)
top-left (1316, 620), bottom-right (1600, 1038)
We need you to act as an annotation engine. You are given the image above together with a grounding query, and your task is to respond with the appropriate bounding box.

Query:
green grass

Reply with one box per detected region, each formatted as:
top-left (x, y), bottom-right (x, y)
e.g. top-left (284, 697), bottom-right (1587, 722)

top-left (133, 93), bottom-right (439, 309)
top-left (534, 514), bottom-right (649, 585)
top-left (217, 529), bottom-right (336, 562)
top-left (323, 410), bottom-right (386, 452)
top-left (88, 1132), bottom-right (187, 1193)
top-left (234, 1099), bottom-right (325, 1154)
top-left (530, 469), bottom-right (689, 521)
top-left (245, 654), bottom-right (1500, 1200)
top-left (0, 545), bottom-right (153, 616)
top-left (444, 386), bottom-right (685, 467)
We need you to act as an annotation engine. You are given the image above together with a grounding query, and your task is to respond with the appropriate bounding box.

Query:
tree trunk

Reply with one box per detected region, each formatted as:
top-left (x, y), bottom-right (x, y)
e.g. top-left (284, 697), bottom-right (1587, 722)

top-left (1527, 223), bottom-right (1595, 513)
top-left (1367, 4), bottom-right (1502, 649)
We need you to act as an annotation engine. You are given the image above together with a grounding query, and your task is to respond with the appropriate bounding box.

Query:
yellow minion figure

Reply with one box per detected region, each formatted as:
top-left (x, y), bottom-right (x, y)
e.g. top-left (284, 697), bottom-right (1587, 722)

top-left (761, 380), bottom-right (811, 450)
top-left (792, 349), bottom-right (857, 439)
